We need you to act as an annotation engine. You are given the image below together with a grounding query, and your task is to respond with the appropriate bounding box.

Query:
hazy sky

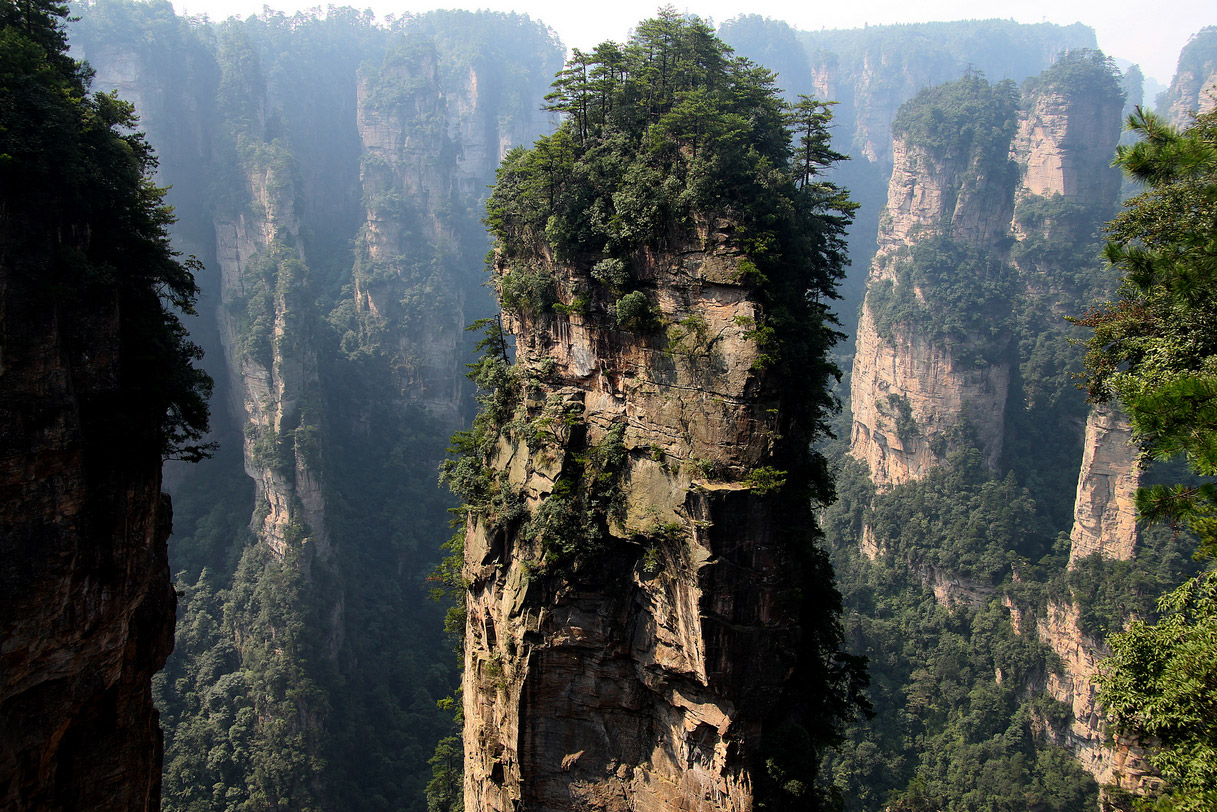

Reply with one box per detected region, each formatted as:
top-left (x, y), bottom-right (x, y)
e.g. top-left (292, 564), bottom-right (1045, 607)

top-left (172, 0), bottom-right (1213, 84)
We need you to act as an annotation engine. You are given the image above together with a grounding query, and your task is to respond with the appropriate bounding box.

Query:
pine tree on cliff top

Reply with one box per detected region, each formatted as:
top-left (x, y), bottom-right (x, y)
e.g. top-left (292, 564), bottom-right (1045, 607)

top-left (448, 9), bottom-right (867, 810)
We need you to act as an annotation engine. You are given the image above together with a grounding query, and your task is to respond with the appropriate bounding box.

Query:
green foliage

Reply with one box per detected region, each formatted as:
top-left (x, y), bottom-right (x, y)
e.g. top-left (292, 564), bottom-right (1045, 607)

top-left (497, 265), bottom-right (558, 316)
top-left (157, 546), bottom-right (328, 812)
top-left (1023, 49), bottom-right (1123, 107)
top-left (486, 8), bottom-right (855, 397)
top-left (1, 0), bottom-right (212, 461)
top-left (891, 72), bottom-right (1019, 165)
top-left (1096, 573), bottom-right (1217, 811)
top-left (1076, 107), bottom-right (1217, 811)
top-left (867, 450), bottom-right (1048, 584)
top-left (820, 457), bottom-right (1099, 812)
top-left (424, 736), bottom-right (463, 812)
top-left (614, 290), bottom-right (657, 331)
top-left (868, 235), bottom-right (1019, 352)
top-left (1066, 522), bottom-right (1202, 640)
top-left (884, 394), bottom-right (919, 445)
top-left (741, 465), bottom-right (788, 495)
top-left (526, 421), bottom-right (628, 567)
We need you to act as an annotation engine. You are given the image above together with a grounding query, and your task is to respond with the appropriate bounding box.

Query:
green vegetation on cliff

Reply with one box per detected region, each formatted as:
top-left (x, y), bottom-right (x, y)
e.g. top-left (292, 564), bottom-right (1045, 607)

top-left (453, 10), bottom-right (867, 809)
top-left (1, 0), bottom-right (211, 463)
top-left (1079, 107), bottom-right (1217, 812)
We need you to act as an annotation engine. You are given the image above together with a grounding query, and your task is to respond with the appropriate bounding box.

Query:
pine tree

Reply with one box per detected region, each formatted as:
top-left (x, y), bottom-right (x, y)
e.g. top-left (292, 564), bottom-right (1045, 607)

top-left (1079, 107), bottom-right (1217, 812)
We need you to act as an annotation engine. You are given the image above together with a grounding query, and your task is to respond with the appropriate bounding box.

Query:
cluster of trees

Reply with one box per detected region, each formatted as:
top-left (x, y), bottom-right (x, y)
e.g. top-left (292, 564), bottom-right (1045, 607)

top-left (1, 0), bottom-right (212, 463)
top-left (486, 8), bottom-right (855, 413)
top-left (1078, 107), bottom-right (1217, 812)
top-left (820, 457), bottom-right (1098, 812)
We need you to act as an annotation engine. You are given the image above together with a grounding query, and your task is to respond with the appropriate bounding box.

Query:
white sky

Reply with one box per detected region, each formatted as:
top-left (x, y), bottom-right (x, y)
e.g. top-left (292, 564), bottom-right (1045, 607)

top-left (172, 0), bottom-right (1214, 85)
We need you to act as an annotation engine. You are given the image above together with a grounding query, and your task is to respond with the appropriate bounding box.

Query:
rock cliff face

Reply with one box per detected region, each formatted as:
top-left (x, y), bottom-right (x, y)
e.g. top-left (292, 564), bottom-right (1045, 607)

top-left (354, 42), bottom-right (553, 423)
top-left (1160, 27), bottom-right (1217, 125)
top-left (213, 49), bottom-right (333, 572)
top-left (0, 284), bottom-right (175, 811)
top-left (850, 308), bottom-right (1010, 486)
top-left (850, 64), bottom-right (1123, 492)
top-left (462, 222), bottom-right (820, 812)
top-left (1067, 406), bottom-right (1140, 565)
top-left (849, 82), bottom-right (1017, 489)
top-left (1036, 601), bottom-right (1158, 797)
top-left (1013, 84), bottom-right (1124, 206)
top-left (0, 99), bottom-right (176, 812)
top-left (1024, 404), bottom-right (1152, 802)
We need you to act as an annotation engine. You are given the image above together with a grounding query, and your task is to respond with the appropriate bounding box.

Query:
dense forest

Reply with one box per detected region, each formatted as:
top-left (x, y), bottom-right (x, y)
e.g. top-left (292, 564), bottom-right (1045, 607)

top-left (46, 4), bottom-right (1217, 811)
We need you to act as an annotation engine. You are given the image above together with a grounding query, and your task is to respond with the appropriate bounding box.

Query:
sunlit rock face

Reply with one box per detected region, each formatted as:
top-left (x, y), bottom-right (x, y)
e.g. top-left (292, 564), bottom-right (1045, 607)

top-left (462, 220), bottom-right (824, 812)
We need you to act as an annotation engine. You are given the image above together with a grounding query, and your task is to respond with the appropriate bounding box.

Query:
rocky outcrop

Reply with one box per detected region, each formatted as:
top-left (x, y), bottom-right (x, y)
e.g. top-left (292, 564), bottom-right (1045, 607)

top-left (849, 80), bottom-right (1017, 489)
top-left (462, 220), bottom-right (824, 812)
top-left (1036, 602), bottom-right (1158, 797)
top-left (1160, 27), bottom-right (1217, 125)
top-left (354, 44), bottom-right (464, 421)
top-left (0, 171), bottom-right (175, 812)
top-left (215, 136), bottom-right (332, 567)
top-left (850, 58), bottom-right (1124, 491)
top-left (1068, 406), bottom-right (1140, 565)
top-left (850, 307), bottom-right (1010, 486)
top-left (1022, 404), bottom-right (1149, 805)
top-left (1013, 83), bottom-right (1124, 206)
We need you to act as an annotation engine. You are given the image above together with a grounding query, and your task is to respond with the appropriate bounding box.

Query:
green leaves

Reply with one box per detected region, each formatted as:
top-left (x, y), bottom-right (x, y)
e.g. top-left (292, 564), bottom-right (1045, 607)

top-left (1079, 107), bottom-right (1217, 812)
top-left (1097, 573), bottom-right (1217, 810)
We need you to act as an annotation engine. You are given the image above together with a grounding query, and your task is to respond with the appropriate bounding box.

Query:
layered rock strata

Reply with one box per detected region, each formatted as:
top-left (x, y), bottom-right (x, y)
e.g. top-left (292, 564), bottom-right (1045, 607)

top-left (1068, 406), bottom-right (1141, 565)
top-left (849, 86), bottom-right (1017, 489)
top-left (462, 223), bottom-right (820, 812)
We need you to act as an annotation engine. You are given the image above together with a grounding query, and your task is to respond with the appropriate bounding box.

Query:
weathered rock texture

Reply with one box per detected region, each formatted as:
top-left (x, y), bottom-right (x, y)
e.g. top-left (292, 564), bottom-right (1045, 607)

top-left (1035, 602), bottom-right (1158, 797)
top-left (463, 223), bottom-right (816, 812)
top-left (1013, 83), bottom-right (1125, 206)
top-left (1068, 406), bottom-right (1141, 565)
top-left (1020, 404), bottom-right (1153, 803)
top-left (0, 213), bottom-right (175, 812)
top-left (213, 100), bottom-right (333, 570)
top-left (850, 68), bottom-right (1123, 491)
top-left (848, 106), bottom-right (1016, 488)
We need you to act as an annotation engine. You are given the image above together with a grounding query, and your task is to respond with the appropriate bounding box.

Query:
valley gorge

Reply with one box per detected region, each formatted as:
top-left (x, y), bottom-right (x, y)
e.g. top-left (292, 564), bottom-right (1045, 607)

top-left (2, 3), bottom-right (1214, 811)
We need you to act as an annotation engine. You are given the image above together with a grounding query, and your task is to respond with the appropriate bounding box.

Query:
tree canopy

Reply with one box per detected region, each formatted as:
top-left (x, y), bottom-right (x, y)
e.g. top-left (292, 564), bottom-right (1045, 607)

top-left (1, 0), bottom-right (211, 461)
top-left (1079, 106), bottom-right (1217, 812)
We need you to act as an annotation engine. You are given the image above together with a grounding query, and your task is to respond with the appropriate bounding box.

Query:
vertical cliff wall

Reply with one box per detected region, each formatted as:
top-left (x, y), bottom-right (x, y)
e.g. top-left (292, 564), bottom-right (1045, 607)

top-left (0, 276), bottom-right (176, 812)
top-left (457, 21), bottom-right (859, 809)
top-left (1068, 407), bottom-right (1140, 565)
top-left (849, 55), bottom-right (1125, 495)
top-left (1, 5), bottom-right (208, 806)
top-left (464, 229), bottom-right (809, 812)
top-left (848, 75), bottom-right (1020, 488)
top-left (1031, 404), bottom-right (1157, 801)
